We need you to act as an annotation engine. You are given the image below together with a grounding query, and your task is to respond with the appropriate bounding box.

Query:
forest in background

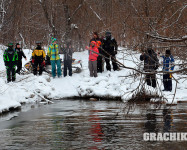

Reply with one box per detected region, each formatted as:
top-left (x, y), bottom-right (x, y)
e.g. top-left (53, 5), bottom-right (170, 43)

top-left (0, 0), bottom-right (186, 58)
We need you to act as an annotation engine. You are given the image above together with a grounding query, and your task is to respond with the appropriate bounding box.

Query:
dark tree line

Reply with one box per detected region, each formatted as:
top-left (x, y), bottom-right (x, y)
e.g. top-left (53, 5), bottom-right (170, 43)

top-left (0, 0), bottom-right (186, 56)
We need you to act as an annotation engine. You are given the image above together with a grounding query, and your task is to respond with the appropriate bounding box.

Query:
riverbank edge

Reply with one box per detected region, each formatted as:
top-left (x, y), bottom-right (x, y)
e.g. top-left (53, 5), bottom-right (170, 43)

top-left (2, 93), bottom-right (186, 116)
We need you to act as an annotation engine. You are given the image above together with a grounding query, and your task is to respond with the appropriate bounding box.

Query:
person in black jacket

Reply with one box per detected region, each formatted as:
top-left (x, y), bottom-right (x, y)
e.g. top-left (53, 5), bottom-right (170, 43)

top-left (90, 32), bottom-right (103, 73)
top-left (140, 48), bottom-right (159, 88)
top-left (102, 31), bottom-right (118, 71)
top-left (63, 42), bottom-right (73, 77)
top-left (15, 43), bottom-right (27, 74)
top-left (3, 43), bottom-right (18, 82)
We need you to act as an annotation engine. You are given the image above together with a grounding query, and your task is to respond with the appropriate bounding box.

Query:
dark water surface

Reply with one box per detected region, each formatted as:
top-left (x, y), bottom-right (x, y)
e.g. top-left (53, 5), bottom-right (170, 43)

top-left (0, 100), bottom-right (187, 150)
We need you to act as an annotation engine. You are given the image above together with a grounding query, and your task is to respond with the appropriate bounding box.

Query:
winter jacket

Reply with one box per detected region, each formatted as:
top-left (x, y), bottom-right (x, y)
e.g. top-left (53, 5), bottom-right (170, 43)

top-left (32, 47), bottom-right (46, 61)
top-left (90, 38), bottom-right (103, 54)
top-left (63, 47), bottom-right (73, 61)
top-left (89, 46), bottom-right (99, 61)
top-left (3, 48), bottom-right (18, 67)
top-left (15, 48), bottom-right (26, 61)
top-left (102, 37), bottom-right (118, 55)
top-left (140, 49), bottom-right (159, 71)
top-left (47, 44), bottom-right (60, 60)
top-left (161, 55), bottom-right (175, 71)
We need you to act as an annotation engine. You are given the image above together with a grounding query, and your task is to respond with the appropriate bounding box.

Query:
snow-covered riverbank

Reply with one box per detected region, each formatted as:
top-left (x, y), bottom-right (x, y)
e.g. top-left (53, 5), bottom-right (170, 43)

top-left (0, 47), bottom-right (187, 113)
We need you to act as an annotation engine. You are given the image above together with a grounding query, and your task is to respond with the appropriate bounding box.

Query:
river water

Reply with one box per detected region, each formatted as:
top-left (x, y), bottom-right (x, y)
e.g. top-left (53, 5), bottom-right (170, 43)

top-left (0, 100), bottom-right (187, 150)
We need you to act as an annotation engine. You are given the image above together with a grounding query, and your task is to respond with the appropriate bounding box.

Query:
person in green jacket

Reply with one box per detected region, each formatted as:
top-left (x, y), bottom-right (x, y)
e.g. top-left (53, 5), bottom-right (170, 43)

top-left (47, 37), bottom-right (62, 78)
top-left (3, 43), bottom-right (18, 82)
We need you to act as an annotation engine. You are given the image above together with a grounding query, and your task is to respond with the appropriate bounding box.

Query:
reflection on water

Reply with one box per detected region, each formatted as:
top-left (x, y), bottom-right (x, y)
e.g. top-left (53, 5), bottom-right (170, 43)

top-left (163, 108), bottom-right (173, 132)
top-left (0, 100), bottom-right (187, 150)
top-left (145, 112), bottom-right (157, 133)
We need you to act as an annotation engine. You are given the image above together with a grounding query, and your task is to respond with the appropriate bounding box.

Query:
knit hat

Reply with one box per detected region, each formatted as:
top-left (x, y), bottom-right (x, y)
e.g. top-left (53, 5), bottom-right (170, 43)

top-left (91, 41), bottom-right (96, 47)
top-left (105, 31), bottom-right (111, 37)
top-left (8, 42), bottom-right (13, 47)
top-left (93, 32), bottom-right (99, 38)
top-left (16, 43), bottom-right (20, 46)
top-left (166, 49), bottom-right (171, 55)
top-left (52, 37), bottom-right (57, 44)
top-left (147, 48), bottom-right (153, 54)
top-left (36, 41), bottom-right (42, 44)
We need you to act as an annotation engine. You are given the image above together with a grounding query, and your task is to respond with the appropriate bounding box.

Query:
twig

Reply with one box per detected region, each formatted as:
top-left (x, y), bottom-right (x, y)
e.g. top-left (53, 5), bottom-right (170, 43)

top-left (33, 91), bottom-right (54, 104)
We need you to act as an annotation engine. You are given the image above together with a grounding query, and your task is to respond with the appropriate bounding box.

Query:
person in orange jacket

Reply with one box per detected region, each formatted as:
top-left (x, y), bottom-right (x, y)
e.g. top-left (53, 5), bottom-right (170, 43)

top-left (89, 32), bottom-right (103, 73)
top-left (87, 41), bottom-right (99, 77)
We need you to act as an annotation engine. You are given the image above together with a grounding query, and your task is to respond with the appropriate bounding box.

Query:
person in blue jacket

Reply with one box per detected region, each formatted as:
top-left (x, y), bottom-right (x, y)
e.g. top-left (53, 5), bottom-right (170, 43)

top-left (161, 49), bottom-right (175, 91)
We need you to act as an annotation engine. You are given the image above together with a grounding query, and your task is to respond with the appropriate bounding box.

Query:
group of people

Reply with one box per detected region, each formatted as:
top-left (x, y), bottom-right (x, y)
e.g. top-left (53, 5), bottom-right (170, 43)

top-left (3, 43), bottom-right (27, 82)
top-left (3, 37), bottom-right (73, 82)
top-left (140, 47), bottom-right (175, 91)
top-left (88, 31), bottom-right (175, 91)
top-left (3, 32), bottom-right (175, 92)
top-left (31, 37), bottom-right (74, 78)
top-left (87, 31), bottom-right (119, 77)
top-left (3, 31), bottom-right (119, 83)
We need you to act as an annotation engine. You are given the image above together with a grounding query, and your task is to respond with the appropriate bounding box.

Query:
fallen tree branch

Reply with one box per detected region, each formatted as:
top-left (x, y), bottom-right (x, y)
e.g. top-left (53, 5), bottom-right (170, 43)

top-left (33, 91), bottom-right (54, 104)
top-left (146, 33), bottom-right (187, 42)
top-left (87, 47), bottom-right (187, 76)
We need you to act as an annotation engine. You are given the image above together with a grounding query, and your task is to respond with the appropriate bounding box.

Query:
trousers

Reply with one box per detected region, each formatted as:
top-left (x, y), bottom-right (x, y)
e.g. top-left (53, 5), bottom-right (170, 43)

top-left (89, 60), bottom-right (97, 77)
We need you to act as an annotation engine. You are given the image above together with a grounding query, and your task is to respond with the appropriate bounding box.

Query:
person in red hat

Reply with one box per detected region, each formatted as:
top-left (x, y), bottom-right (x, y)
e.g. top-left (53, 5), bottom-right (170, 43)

top-left (89, 32), bottom-right (103, 73)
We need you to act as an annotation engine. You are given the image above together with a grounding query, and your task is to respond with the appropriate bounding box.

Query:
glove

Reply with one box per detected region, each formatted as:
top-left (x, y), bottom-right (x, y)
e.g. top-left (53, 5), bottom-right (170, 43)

top-left (32, 59), bottom-right (34, 64)
top-left (85, 46), bottom-right (90, 50)
top-left (42, 61), bottom-right (45, 67)
top-left (169, 73), bottom-right (172, 78)
top-left (169, 70), bottom-right (172, 78)
top-left (114, 51), bottom-right (117, 55)
top-left (154, 64), bottom-right (159, 70)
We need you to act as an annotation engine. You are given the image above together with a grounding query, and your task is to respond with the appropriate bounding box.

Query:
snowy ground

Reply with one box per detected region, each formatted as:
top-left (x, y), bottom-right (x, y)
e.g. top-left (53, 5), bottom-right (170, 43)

top-left (0, 45), bottom-right (187, 113)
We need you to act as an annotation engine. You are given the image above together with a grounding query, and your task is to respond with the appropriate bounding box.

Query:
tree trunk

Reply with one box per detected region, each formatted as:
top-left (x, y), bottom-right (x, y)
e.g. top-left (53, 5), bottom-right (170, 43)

top-left (63, 4), bottom-right (71, 44)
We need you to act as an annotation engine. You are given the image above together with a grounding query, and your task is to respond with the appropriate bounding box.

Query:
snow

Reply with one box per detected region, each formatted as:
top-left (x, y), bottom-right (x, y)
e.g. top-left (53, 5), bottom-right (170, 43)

top-left (0, 46), bottom-right (187, 113)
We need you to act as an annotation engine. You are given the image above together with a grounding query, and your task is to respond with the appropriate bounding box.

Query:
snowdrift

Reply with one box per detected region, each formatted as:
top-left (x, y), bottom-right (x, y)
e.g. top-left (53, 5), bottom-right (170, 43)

top-left (0, 47), bottom-right (187, 113)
